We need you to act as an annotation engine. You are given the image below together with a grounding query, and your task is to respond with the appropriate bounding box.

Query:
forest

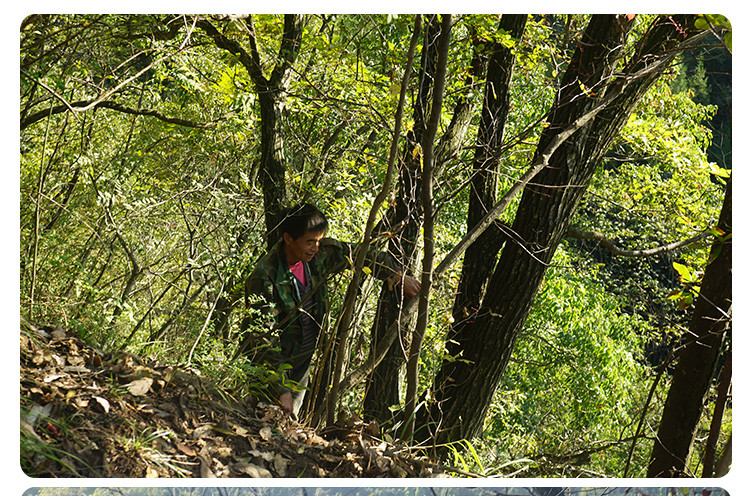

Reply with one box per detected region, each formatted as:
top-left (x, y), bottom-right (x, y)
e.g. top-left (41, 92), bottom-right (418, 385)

top-left (20, 14), bottom-right (731, 478)
top-left (21, 488), bottom-right (730, 496)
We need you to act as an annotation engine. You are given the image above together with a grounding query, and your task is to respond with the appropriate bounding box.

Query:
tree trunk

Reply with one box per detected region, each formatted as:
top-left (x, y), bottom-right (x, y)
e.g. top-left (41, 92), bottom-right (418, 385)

top-left (647, 177), bottom-right (732, 477)
top-left (446, 13), bottom-right (527, 375)
top-left (196, 15), bottom-right (303, 338)
top-left (362, 15), bottom-right (441, 420)
top-left (258, 92), bottom-right (289, 246)
top-left (425, 14), bottom-right (704, 445)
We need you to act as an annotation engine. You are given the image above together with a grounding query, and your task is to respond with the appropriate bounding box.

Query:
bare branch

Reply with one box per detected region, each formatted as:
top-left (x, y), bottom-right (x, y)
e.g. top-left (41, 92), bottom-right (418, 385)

top-left (567, 226), bottom-right (710, 257)
top-left (21, 98), bottom-right (230, 130)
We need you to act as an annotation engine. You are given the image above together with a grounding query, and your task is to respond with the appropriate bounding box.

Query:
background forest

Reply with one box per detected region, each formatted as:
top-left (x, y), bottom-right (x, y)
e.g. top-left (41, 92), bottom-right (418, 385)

top-left (19, 14), bottom-right (731, 478)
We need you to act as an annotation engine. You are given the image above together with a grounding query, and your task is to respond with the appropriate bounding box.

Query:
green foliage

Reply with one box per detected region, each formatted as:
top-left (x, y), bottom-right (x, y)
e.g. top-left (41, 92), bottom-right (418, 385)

top-left (480, 250), bottom-right (654, 475)
top-left (695, 15), bottom-right (732, 51)
top-left (19, 14), bottom-right (730, 478)
top-left (577, 72), bottom-right (724, 325)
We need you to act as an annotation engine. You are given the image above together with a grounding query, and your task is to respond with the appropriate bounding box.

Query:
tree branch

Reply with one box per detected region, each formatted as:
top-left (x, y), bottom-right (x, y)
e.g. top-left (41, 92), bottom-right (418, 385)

top-left (567, 226), bottom-right (710, 257)
top-left (21, 98), bottom-right (229, 131)
top-left (197, 16), bottom-right (265, 86)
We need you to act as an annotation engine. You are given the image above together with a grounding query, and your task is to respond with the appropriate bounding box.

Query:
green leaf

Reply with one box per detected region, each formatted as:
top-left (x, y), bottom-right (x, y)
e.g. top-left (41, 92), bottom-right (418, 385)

top-left (672, 262), bottom-right (692, 283)
top-left (677, 293), bottom-right (693, 310)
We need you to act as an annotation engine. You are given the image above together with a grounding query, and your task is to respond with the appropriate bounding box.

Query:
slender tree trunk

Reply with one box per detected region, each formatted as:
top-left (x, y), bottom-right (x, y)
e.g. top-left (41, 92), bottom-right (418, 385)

top-left (363, 17), bottom-right (487, 422)
top-left (403, 14), bottom-right (452, 440)
top-left (648, 178), bottom-right (732, 477)
top-left (362, 15), bottom-right (440, 420)
top-left (321, 15), bottom-right (423, 426)
top-left (425, 14), bottom-right (705, 445)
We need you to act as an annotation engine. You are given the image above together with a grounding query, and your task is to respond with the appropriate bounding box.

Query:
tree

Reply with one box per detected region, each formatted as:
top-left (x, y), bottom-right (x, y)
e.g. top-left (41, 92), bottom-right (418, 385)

top-left (196, 15), bottom-right (304, 247)
top-left (402, 12), bottom-right (453, 439)
top-left (647, 177), bottom-right (731, 477)
top-left (423, 14), bottom-right (710, 445)
top-left (361, 15), bottom-right (492, 421)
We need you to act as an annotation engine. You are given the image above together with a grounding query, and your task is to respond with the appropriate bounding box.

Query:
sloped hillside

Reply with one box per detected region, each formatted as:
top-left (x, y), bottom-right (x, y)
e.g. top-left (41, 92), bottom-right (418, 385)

top-left (20, 320), bottom-right (455, 478)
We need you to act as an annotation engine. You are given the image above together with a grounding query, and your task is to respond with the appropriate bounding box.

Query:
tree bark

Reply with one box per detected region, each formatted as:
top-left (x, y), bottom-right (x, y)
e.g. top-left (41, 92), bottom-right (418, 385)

top-left (425, 14), bottom-right (705, 445)
top-left (647, 177), bottom-right (732, 477)
top-left (446, 13), bottom-right (527, 378)
top-left (196, 15), bottom-right (304, 338)
top-left (362, 15), bottom-right (441, 420)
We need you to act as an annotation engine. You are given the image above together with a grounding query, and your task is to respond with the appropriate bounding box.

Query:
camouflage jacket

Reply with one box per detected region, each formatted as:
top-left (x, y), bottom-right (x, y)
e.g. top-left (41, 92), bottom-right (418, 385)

top-left (241, 238), bottom-right (401, 392)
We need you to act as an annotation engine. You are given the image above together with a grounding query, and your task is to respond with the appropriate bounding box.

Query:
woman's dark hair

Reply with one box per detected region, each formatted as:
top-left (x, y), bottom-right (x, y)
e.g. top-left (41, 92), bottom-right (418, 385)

top-left (280, 203), bottom-right (329, 240)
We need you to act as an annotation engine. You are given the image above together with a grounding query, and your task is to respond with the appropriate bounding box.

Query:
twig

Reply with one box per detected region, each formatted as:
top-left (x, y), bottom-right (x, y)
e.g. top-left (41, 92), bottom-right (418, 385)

top-left (187, 280), bottom-right (226, 366)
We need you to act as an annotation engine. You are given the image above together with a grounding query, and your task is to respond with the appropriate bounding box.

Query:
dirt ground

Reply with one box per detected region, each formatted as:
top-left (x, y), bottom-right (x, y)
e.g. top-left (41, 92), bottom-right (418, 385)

top-left (20, 321), bottom-right (455, 478)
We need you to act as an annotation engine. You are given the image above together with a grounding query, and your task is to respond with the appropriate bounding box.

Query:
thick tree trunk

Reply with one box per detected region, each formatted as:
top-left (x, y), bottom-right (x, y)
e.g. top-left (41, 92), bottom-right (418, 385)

top-left (447, 13), bottom-right (527, 369)
top-left (647, 178), bottom-right (732, 477)
top-left (258, 92), bottom-right (289, 246)
top-left (425, 14), bottom-right (703, 445)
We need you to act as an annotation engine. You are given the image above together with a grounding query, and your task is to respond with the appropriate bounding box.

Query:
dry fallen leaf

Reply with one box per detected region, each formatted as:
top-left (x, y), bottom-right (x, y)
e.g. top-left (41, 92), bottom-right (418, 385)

top-left (259, 426), bottom-right (273, 441)
top-left (200, 458), bottom-right (216, 478)
top-left (50, 327), bottom-right (67, 340)
top-left (235, 462), bottom-right (272, 478)
top-left (273, 453), bottom-right (289, 477)
top-left (126, 377), bottom-right (153, 396)
top-left (44, 374), bottom-right (66, 383)
top-left (93, 395), bottom-right (110, 413)
top-left (191, 424), bottom-right (215, 439)
top-left (177, 442), bottom-right (197, 457)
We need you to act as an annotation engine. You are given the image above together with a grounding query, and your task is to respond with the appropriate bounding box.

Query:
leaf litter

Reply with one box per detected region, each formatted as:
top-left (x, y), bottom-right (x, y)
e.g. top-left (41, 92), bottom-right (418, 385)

top-left (20, 320), bottom-right (452, 478)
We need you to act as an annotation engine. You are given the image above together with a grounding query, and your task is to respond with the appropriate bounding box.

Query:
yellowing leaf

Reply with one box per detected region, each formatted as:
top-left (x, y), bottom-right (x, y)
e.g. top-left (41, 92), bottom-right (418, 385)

top-left (412, 143), bottom-right (423, 159)
top-left (578, 80), bottom-right (595, 97)
top-left (672, 262), bottom-right (692, 283)
top-left (678, 293), bottom-right (694, 310)
top-left (389, 82), bottom-right (401, 99)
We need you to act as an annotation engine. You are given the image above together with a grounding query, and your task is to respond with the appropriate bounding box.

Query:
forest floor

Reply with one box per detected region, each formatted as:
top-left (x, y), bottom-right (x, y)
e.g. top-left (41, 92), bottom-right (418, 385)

top-left (20, 321), bottom-right (454, 478)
